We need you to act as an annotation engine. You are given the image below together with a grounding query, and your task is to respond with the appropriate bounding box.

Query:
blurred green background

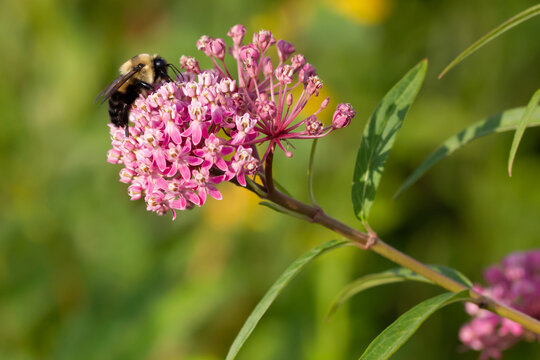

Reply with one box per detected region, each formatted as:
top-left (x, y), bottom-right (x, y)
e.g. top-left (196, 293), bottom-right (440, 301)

top-left (1, 0), bottom-right (539, 359)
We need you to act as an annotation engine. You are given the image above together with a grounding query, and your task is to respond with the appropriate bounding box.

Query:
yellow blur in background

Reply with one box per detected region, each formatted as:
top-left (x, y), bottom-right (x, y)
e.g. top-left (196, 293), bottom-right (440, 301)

top-left (328, 0), bottom-right (393, 24)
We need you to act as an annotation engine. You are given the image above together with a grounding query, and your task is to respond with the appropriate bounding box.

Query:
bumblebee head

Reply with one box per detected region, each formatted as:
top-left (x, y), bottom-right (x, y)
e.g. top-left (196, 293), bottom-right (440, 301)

top-left (152, 55), bottom-right (170, 82)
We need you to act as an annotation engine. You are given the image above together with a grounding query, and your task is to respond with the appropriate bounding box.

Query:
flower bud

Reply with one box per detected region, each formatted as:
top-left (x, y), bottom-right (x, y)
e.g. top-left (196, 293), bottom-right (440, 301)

top-left (227, 24), bottom-right (246, 46)
top-left (291, 54), bottom-right (305, 70)
top-left (299, 63), bottom-right (316, 83)
top-left (306, 75), bottom-right (323, 95)
top-left (253, 30), bottom-right (275, 52)
top-left (320, 97), bottom-right (330, 110)
top-left (231, 93), bottom-right (247, 113)
top-left (210, 38), bottom-right (226, 60)
top-left (286, 93), bottom-right (293, 107)
top-left (332, 103), bottom-right (356, 129)
top-left (179, 55), bottom-right (201, 74)
top-left (262, 56), bottom-right (273, 77)
top-left (275, 64), bottom-right (294, 84)
top-left (240, 44), bottom-right (260, 78)
top-left (256, 95), bottom-right (277, 121)
top-left (305, 115), bottom-right (324, 135)
top-left (196, 35), bottom-right (213, 56)
top-left (277, 40), bottom-right (295, 62)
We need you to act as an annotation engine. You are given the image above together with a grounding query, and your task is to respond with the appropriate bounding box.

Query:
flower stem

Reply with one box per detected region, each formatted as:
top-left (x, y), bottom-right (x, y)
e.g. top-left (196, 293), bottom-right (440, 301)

top-left (264, 187), bottom-right (540, 335)
top-left (264, 146), bottom-right (276, 194)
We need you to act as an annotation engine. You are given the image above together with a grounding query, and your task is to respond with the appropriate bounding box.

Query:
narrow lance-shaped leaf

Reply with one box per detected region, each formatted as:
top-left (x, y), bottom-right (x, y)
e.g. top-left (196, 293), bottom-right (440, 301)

top-left (359, 291), bottom-right (471, 360)
top-left (226, 239), bottom-right (349, 360)
top-left (327, 265), bottom-right (472, 319)
top-left (508, 89), bottom-right (540, 176)
top-left (395, 107), bottom-right (540, 198)
top-left (439, 4), bottom-right (540, 78)
top-left (352, 60), bottom-right (427, 222)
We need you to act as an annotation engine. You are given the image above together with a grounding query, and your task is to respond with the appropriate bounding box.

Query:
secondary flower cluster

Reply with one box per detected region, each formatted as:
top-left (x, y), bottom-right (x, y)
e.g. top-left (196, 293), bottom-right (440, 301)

top-left (106, 25), bottom-right (355, 218)
top-left (459, 250), bottom-right (540, 359)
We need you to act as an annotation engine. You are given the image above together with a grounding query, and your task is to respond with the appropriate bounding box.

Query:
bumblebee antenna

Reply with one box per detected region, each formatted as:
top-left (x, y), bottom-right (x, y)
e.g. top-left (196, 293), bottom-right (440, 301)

top-left (167, 64), bottom-right (184, 82)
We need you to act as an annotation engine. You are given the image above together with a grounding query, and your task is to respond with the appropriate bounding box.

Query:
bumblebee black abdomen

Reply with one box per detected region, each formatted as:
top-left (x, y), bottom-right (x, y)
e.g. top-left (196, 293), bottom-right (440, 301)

top-left (108, 86), bottom-right (141, 132)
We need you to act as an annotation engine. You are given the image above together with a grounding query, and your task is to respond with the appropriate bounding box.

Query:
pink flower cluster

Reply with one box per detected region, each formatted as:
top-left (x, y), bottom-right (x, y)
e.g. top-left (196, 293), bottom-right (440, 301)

top-left (106, 25), bottom-right (355, 218)
top-left (459, 250), bottom-right (540, 359)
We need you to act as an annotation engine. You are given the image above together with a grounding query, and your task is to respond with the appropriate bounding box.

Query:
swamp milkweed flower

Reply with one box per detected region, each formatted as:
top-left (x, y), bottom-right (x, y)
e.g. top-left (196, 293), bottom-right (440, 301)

top-left (106, 25), bottom-right (355, 219)
top-left (459, 250), bottom-right (540, 359)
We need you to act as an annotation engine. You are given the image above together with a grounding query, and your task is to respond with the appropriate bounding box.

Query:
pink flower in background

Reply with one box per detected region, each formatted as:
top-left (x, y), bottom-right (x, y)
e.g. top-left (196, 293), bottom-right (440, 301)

top-left (459, 250), bottom-right (540, 359)
top-left (107, 24), bottom-right (355, 218)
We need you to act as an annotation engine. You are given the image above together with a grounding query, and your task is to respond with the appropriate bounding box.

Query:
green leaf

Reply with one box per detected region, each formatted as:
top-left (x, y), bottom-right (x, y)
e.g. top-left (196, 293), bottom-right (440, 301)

top-left (352, 60), bottom-right (427, 222)
top-left (508, 89), bottom-right (540, 176)
top-left (273, 179), bottom-right (293, 197)
top-left (226, 239), bottom-right (349, 360)
top-left (359, 291), bottom-right (471, 360)
top-left (258, 201), bottom-right (311, 221)
top-left (327, 265), bottom-right (472, 319)
top-left (395, 106), bottom-right (540, 198)
top-left (245, 177), bottom-right (267, 197)
top-left (439, 4), bottom-right (540, 78)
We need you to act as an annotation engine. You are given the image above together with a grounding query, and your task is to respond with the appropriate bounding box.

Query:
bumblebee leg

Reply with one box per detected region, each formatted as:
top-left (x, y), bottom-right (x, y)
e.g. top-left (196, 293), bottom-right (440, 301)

top-left (121, 102), bottom-right (130, 137)
top-left (138, 81), bottom-right (153, 90)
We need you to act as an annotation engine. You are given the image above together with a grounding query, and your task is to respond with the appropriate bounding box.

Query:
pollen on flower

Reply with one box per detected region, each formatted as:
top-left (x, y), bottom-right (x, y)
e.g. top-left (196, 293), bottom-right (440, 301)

top-left (106, 24), bottom-right (355, 219)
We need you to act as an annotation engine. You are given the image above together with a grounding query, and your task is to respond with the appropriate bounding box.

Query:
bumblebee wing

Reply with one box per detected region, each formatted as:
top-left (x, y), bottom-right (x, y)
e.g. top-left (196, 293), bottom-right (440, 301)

top-left (94, 65), bottom-right (143, 104)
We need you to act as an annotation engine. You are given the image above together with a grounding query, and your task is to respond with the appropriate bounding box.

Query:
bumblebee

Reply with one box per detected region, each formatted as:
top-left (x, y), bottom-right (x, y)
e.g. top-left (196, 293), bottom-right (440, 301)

top-left (96, 54), bottom-right (175, 136)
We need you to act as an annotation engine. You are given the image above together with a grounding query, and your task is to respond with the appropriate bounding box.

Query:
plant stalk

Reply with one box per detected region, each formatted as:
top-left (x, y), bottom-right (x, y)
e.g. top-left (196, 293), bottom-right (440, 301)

top-left (264, 187), bottom-right (540, 335)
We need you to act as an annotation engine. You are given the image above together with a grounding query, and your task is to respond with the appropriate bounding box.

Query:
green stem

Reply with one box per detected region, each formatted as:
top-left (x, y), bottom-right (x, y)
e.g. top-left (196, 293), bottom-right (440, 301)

top-left (265, 188), bottom-right (540, 335)
top-left (307, 139), bottom-right (319, 206)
